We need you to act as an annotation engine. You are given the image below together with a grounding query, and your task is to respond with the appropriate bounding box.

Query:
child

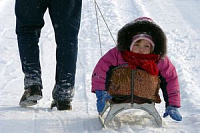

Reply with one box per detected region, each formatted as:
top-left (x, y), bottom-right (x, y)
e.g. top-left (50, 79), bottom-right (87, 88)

top-left (91, 17), bottom-right (182, 121)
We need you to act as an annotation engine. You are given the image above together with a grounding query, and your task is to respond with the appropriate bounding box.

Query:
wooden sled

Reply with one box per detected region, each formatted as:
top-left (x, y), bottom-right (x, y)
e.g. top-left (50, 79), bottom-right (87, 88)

top-left (99, 66), bottom-right (162, 127)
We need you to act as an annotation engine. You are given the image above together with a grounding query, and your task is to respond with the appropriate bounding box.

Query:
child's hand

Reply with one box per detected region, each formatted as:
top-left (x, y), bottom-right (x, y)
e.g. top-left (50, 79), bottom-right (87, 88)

top-left (95, 90), bottom-right (112, 113)
top-left (163, 106), bottom-right (182, 121)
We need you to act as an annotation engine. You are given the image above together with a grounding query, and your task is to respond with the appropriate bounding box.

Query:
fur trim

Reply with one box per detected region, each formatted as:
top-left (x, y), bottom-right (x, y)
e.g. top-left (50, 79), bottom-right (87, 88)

top-left (117, 19), bottom-right (167, 58)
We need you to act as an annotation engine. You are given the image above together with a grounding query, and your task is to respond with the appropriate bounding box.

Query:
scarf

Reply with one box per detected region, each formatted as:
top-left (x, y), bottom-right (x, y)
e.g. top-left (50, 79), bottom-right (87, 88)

top-left (122, 51), bottom-right (160, 75)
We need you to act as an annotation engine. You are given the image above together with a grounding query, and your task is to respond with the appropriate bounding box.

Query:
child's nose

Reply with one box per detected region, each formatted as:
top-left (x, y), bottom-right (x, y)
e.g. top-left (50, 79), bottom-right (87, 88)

top-left (139, 47), bottom-right (145, 51)
top-left (138, 47), bottom-right (145, 53)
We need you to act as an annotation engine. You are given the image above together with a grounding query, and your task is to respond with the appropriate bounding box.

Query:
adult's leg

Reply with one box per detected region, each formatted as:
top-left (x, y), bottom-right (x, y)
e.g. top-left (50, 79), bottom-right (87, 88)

top-left (15, 0), bottom-right (48, 89)
top-left (49, 0), bottom-right (82, 101)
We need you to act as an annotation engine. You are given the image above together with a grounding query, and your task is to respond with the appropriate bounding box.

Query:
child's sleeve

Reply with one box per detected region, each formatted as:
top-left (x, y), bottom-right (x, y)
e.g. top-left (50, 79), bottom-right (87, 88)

top-left (91, 48), bottom-right (119, 93)
top-left (157, 56), bottom-right (181, 107)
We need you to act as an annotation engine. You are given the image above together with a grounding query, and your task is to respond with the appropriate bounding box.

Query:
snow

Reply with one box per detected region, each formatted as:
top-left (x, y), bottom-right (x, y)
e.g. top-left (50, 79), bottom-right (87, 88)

top-left (0, 0), bottom-right (200, 132)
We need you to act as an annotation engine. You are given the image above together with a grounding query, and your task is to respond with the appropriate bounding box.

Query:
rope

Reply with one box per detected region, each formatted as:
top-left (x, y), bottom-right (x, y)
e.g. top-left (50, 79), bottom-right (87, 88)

top-left (93, 0), bottom-right (117, 56)
top-left (94, 0), bottom-right (103, 56)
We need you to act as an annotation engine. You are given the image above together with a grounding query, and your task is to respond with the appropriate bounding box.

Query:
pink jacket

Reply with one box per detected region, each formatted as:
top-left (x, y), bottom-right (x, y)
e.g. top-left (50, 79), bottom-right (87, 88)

top-left (91, 47), bottom-right (181, 107)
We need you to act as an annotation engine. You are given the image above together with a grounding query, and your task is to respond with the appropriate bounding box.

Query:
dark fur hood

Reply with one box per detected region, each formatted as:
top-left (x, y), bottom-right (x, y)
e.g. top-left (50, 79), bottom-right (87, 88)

top-left (117, 18), bottom-right (167, 58)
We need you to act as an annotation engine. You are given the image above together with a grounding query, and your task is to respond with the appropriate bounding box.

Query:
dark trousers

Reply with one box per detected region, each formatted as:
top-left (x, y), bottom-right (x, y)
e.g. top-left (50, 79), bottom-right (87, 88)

top-left (15, 0), bottom-right (82, 101)
top-left (159, 74), bottom-right (169, 107)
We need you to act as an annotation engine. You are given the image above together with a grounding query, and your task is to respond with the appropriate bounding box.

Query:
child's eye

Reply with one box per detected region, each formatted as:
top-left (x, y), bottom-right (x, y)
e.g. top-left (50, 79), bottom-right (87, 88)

top-left (145, 45), bottom-right (150, 48)
top-left (134, 43), bottom-right (139, 46)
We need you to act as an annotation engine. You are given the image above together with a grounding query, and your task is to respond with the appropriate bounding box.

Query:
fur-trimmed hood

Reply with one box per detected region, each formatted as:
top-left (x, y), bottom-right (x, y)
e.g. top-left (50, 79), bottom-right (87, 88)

top-left (117, 17), bottom-right (167, 58)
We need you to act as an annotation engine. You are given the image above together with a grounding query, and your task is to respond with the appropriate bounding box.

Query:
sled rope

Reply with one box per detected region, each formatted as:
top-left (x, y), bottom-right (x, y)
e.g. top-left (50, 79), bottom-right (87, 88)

top-left (93, 0), bottom-right (117, 56)
top-left (94, 0), bottom-right (103, 56)
top-left (131, 70), bottom-right (135, 105)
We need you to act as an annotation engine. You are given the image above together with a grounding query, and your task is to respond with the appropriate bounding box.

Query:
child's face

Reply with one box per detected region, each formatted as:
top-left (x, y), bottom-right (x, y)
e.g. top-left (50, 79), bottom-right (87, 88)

top-left (130, 39), bottom-right (151, 54)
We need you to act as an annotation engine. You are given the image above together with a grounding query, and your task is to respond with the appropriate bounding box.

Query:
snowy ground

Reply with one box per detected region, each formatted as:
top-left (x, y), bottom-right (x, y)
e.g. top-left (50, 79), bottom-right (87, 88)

top-left (0, 0), bottom-right (200, 132)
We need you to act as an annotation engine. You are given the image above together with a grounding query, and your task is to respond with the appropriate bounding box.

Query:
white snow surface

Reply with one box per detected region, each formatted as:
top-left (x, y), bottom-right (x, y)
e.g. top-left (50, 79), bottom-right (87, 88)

top-left (1, 0), bottom-right (200, 132)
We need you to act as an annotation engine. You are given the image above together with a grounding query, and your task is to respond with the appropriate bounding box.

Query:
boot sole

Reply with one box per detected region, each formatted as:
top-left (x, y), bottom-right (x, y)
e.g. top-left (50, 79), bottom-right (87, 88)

top-left (19, 100), bottom-right (37, 107)
top-left (19, 95), bottom-right (43, 107)
top-left (57, 106), bottom-right (72, 110)
top-left (50, 100), bottom-right (72, 110)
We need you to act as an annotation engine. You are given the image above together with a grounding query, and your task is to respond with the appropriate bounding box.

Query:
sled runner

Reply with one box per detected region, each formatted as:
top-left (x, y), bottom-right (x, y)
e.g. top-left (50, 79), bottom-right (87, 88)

top-left (99, 65), bottom-right (162, 127)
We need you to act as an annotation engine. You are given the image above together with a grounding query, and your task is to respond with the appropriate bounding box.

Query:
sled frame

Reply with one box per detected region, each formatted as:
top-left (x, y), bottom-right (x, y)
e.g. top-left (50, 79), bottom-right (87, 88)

top-left (99, 101), bottom-right (162, 128)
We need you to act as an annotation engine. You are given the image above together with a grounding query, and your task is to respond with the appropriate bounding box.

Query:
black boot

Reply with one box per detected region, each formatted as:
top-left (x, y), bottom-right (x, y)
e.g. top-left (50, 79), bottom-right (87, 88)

top-left (19, 85), bottom-right (43, 107)
top-left (51, 100), bottom-right (72, 110)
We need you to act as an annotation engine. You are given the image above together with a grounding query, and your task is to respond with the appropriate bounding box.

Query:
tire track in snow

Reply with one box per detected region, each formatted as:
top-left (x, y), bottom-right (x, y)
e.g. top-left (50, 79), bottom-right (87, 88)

top-left (76, 54), bottom-right (90, 114)
top-left (114, 0), bottom-right (147, 24)
top-left (29, 107), bottom-right (69, 133)
top-left (74, 1), bottom-right (97, 116)
top-left (0, 55), bottom-right (20, 94)
top-left (0, 0), bottom-right (20, 95)
top-left (48, 112), bottom-right (67, 133)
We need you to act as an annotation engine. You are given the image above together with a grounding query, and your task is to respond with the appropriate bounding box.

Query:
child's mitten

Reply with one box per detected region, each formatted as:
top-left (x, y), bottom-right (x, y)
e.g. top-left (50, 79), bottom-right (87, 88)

top-left (95, 90), bottom-right (112, 113)
top-left (163, 106), bottom-right (182, 121)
